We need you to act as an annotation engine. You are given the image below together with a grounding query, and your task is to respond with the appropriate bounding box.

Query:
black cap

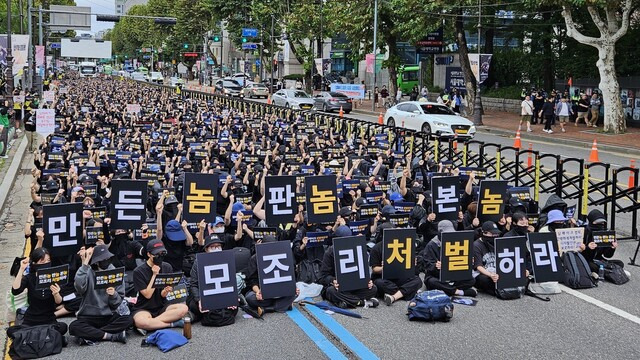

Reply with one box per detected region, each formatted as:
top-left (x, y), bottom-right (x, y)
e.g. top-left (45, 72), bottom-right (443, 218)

top-left (204, 234), bottom-right (225, 249)
top-left (90, 245), bottom-right (114, 265)
top-left (481, 221), bottom-right (501, 235)
top-left (146, 239), bottom-right (167, 255)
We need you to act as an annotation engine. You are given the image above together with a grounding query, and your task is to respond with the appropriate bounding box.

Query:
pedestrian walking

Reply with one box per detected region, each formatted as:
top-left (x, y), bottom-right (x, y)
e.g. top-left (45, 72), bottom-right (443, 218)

top-left (589, 93), bottom-right (601, 127)
top-left (520, 95), bottom-right (534, 132)
top-left (539, 96), bottom-right (556, 134)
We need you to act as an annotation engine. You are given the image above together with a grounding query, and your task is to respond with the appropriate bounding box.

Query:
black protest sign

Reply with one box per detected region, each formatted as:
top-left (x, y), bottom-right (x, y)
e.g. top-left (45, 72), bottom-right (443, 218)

top-left (476, 180), bottom-right (508, 223)
top-left (265, 176), bottom-right (298, 226)
top-left (348, 220), bottom-right (370, 236)
top-left (252, 227), bottom-right (278, 241)
top-left (165, 284), bottom-right (188, 304)
top-left (592, 231), bottom-right (616, 248)
top-left (431, 176), bottom-right (460, 222)
top-left (153, 272), bottom-right (183, 288)
top-left (110, 180), bottom-right (148, 229)
top-left (495, 236), bottom-right (528, 290)
top-left (85, 226), bottom-right (105, 245)
top-left (256, 241), bottom-right (296, 299)
top-left (306, 231), bottom-right (329, 248)
top-left (389, 213), bottom-right (410, 227)
top-left (527, 233), bottom-right (563, 283)
top-left (94, 267), bottom-right (125, 289)
top-left (333, 235), bottom-right (370, 292)
top-left (305, 175), bottom-right (338, 224)
top-left (382, 228), bottom-right (416, 280)
top-left (134, 223), bottom-right (157, 241)
top-left (43, 203), bottom-right (84, 257)
top-left (359, 204), bottom-right (378, 219)
top-left (440, 231), bottom-right (474, 282)
top-left (89, 207), bottom-right (107, 220)
top-left (197, 251), bottom-right (238, 311)
top-left (35, 264), bottom-right (69, 290)
top-left (183, 173), bottom-right (218, 224)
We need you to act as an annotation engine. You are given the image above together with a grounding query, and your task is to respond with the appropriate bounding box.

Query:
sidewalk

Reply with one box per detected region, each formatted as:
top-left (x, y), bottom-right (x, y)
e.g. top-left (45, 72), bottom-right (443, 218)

top-left (351, 98), bottom-right (640, 155)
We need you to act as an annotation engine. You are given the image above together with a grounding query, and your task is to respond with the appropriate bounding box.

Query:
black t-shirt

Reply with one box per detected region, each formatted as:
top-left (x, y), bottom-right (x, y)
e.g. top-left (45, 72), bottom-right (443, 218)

top-left (369, 242), bottom-right (384, 280)
top-left (133, 261), bottom-right (173, 312)
top-left (162, 236), bottom-right (188, 273)
top-left (12, 270), bottom-right (57, 325)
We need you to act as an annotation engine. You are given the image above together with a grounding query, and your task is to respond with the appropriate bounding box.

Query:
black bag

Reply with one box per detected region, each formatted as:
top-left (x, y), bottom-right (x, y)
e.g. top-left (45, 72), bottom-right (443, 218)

top-left (595, 260), bottom-right (629, 285)
top-left (9, 324), bottom-right (63, 359)
top-left (561, 252), bottom-right (596, 289)
top-left (296, 258), bottom-right (323, 284)
top-left (496, 287), bottom-right (524, 300)
top-left (200, 307), bottom-right (238, 327)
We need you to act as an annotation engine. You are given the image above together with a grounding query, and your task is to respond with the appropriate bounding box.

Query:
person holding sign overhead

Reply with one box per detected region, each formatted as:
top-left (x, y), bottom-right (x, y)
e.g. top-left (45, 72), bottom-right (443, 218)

top-left (132, 239), bottom-right (189, 335)
top-left (69, 245), bottom-right (132, 345)
top-left (7, 247), bottom-right (68, 339)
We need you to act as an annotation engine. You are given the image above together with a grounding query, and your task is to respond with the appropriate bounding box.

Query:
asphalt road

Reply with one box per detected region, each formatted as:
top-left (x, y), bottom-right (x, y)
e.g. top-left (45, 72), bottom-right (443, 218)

top-left (2, 100), bottom-right (640, 359)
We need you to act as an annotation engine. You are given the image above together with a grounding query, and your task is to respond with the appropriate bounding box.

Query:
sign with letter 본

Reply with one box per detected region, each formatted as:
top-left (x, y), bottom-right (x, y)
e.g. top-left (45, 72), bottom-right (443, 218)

top-left (256, 241), bottom-right (296, 299)
top-left (43, 203), bottom-right (83, 257)
top-left (440, 231), bottom-right (473, 282)
top-left (182, 173), bottom-right (218, 224)
top-left (333, 235), bottom-right (370, 292)
top-left (431, 176), bottom-right (460, 222)
top-left (36, 109), bottom-right (56, 137)
top-left (197, 251), bottom-right (238, 311)
top-left (382, 228), bottom-right (416, 280)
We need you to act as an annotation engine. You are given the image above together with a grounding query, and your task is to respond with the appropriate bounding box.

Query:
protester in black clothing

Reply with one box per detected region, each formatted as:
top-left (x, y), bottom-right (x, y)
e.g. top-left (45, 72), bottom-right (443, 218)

top-left (539, 97), bottom-right (556, 133)
top-left (369, 239), bottom-right (422, 306)
top-left (472, 221), bottom-right (501, 296)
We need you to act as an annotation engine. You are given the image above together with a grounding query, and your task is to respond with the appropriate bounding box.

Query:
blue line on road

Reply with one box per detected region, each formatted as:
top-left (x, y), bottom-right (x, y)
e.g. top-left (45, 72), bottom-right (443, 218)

top-left (304, 304), bottom-right (380, 360)
top-left (286, 307), bottom-right (347, 360)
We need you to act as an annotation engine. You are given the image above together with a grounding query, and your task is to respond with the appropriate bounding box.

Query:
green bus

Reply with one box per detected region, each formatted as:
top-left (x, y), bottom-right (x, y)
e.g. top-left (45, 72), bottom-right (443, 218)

top-left (397, 65), bottom-right (419, 94)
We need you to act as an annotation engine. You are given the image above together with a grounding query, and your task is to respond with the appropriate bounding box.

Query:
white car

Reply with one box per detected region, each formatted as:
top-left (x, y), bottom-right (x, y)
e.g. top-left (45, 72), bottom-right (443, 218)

top-left (384, 101), bottom-right (476, 138)
top-left (271, 89), bottom-right (315, 110)
top-left (149, 72), bottom-right (164, 84)
top-left (170, 77), bottom-right (185, 87)
top-left (131, 72), bottom-right (147, 82)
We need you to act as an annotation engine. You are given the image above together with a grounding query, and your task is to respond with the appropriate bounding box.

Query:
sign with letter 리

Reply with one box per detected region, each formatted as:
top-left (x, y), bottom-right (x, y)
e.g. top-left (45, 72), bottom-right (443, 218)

top-left (43, 203), bottom-right (83, 257)
top-left (196, 250), bottom-right (238, 311)
top-left (333, 235), bottom-right (370, 292)
top-left (440, 230), bottom-right (474, 282)
top-left (382, 228), bottom-right (415, 280)
top-left (256, 241), bottom-right (296, 299)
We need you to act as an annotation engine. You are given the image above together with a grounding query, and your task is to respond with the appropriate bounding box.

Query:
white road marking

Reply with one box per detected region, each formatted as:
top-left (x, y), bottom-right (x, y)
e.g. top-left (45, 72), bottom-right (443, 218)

top-left (560, 285), bottom-right (640, 326)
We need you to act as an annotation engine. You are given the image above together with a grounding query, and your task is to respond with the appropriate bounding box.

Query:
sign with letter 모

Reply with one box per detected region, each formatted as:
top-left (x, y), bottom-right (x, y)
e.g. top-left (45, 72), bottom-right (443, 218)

top-left (197, 250), bottom-right (238, 311)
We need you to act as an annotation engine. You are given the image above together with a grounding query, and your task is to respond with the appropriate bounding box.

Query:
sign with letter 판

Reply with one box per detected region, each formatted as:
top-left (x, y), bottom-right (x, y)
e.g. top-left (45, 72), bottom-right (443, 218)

top-left (527, 233), bottom-right (563, 283)
top-left (110, 180), bottom-right (148, 229)
top-left (431, 176), bottom-right (460, 222)
top-left (495, 236), bottom-right (528, 290)
top-left (440, 230), bottom-right (474, 282)
top-left (196, 250), bottom-right (238, 311)
top-left (36, 264), bottom-right (70, 290)
top-left (305, 175), bottom-right (338, 224)
top-left (476, 180), bottom-right (508, 223)
top-left (94, 267), bottom-right (125, 289)
top-left (382, 228), bottom-right (415, 280)
top-left (256, 241), bottom-right (296, 299)
top-left (265, 176), bottom-right (298, 226)
top-left (43, 203), bottom-right (83, 257)
top-left (333, 235), bottom-right (370, 292)
top-left (182, 173), bottom-right (218, 224)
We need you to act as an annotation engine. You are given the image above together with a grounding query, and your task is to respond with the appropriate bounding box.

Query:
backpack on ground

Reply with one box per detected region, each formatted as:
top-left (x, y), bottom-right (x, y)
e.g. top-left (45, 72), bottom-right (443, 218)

top-left (9, 324), bottom-right (63, 359)
top-left (201, 307), bottom-right (238, 327)
top-left (407, 290), bottom-right (453, 322)
top-left (496, 286), bottom-right (525, 300)
top-left (594, 259), bottom-right (629, 285)
top-left (296, 258), bottom-right (323, 284)
top-left (561, 251), bottom-right (596, 289)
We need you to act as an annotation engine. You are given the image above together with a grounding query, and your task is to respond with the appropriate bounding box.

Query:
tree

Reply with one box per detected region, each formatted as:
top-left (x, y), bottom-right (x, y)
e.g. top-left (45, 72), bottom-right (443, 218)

top-left (560, 0), bottom-right (635, 133)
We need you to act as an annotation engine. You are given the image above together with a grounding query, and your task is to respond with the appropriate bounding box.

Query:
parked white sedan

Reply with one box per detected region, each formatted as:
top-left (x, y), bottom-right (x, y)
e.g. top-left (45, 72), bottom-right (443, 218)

top-left (271, 89), bottom-right (315, 110)
top-left (384, 101), bottom-right (476, 138)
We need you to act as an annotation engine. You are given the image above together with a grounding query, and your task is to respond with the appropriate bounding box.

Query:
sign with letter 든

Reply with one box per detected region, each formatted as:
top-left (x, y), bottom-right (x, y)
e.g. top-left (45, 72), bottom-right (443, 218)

top-left (382, 228), bottom-right (416, 280)
top-left (495, 236), bottom-right (528, 290)
top-left (265, 176), bottom-right (298, 226)
top-left (305, 175), bottom-right (338, 224)
top-left (333, 235), bottom-right (370, 292)
top-left (182, 173), bottom-right (218, 224)
top-left (476, 180), bottom-right (508, 223)
top-left (43, 203), bottom-right (83, 257)
top-left (527, 233), bottom-right (563, 283)
top-left (440, 231), bottom-right (474, 282)
top-left (256, 241), bottom-right (296, 299)
top-left (110, 180), bottom-right (148, 229)
top-left (36, 264), bottom-right (70, 290)
top-left (197, 251), bottom-right (238, 311)
top-left (94, 267), bottom-right (125, 289)
top-left (431, 176), bottom-right (460, 222)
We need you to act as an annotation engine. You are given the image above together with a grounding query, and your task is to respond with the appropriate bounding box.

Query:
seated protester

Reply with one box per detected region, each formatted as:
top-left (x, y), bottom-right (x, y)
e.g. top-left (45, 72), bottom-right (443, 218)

top-left (69, 245), bottom-right (132, 345)
top-left (583, 209), bottom-right (628, 275)
top-left (539, 210), bottom-right (579, 236)
top-left (318, 225), bottom-right (379, 308)
top-left (422, 220), bottom-right (477, 297)
top-left (462, 201), bottom-right (480, 231)
top-left (243, 235), bottom-right (299, 314)
top-left (503, 212), bottom-right (534, 237)
top-left (187, 235), bottom-right (244, 325)
top-left (158, 219), bottom-right (194, 273)
top-left (132, 239), bottom-right (189, 335)
top-left (373, 205), bottom-right (397, 243)
top-left (370, 236), bottom-right (423, 306)
top-left (472, 221), bottom-right (502, 296)
top-left (7, 247), bottom-right (68, 339)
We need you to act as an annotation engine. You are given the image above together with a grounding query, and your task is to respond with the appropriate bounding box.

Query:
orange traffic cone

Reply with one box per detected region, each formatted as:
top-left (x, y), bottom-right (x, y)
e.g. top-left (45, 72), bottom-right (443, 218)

top-left (513, 129), bottom-right (522, 149)
top-left (452, 134), bottom-right (458, 151)
top-left (629, 159), bottom-right (636, 188)
top-left (339, 106), bottom-right (344, 118)
top-left (527, 143), bottom-right (533, 168)
top-left (378, 112), bottom-right (383, 125)
top-left (588, 139), bottom-right (600, 162)
top-left (267, 94), bottom-right (271, 105)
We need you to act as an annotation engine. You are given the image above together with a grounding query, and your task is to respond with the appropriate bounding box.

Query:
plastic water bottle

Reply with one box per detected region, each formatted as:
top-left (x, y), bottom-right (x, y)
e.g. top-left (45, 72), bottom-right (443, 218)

top-left (598, 265), bottom-right (605, 282)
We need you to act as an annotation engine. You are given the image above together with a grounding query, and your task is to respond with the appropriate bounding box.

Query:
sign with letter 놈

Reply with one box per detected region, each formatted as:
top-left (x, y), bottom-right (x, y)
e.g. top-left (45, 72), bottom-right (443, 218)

top-left (305, 175), bottom-right (338, 224)
top-left (527, 233), bottom-right (563, 283)
top-left (333, 235), bottom-right (370, 292)
top-left (110, 180), bottom-right (148, 229)
top-left (431, 176), bottom-right (460, 222)
top-left (476, 180), bottom-right (508, 223)
top-left (36, 264), bottom-right (69, 289)
top-left (197, 250), bottom-right (238, 311)
top-left (440, 230), bottom-right (473, 282)
top-left (94, 267), bottom-right (125, 289)
top-left (256, 241), bottom-right (296, 299)
top-left (43, 203), bottom-right (83, 257)
top-left (382, 228), bottom-right (415, 280)
top-left (495, 236), bottom-right (528, 290)
top-left (182, 173), bottom-right (218, 224)
top-left (265, 176), bottom-right (298, 226)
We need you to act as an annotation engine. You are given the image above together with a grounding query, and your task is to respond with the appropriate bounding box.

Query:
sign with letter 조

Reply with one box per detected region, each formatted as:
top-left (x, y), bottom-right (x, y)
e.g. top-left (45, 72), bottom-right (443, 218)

top-left (256, 241), bottom-right (296, 299)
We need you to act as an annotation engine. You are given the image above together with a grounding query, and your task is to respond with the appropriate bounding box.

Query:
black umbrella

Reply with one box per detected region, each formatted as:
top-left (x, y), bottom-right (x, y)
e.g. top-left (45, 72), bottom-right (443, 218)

top-left (299, 301), bottom-right (364, 319)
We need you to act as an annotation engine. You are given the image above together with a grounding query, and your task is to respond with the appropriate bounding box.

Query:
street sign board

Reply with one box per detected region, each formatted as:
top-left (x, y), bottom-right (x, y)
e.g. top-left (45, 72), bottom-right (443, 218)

top-left (242, 43), bottom-right (258, 50)
top-left (416, 27), bottom-right (444, 54)
top-left (242, 28), bottom-right (258, 37)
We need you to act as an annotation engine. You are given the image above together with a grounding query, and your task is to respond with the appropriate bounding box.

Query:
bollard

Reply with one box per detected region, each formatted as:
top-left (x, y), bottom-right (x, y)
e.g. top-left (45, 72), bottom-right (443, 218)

top-left (527, 143), bottom-right (533, 168)
top-left (629, 159), bottom-right (636, 189)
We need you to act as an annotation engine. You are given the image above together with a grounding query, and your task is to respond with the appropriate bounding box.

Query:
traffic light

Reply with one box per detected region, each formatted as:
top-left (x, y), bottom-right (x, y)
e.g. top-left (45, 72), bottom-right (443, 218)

top-left (242, 37), bottom-right (248, 43)
top-left (96, 14), bottom-right (121, 22)
top-left (211, 35), bottom-right (221, 42)
top-left (183, 43), bottom-right (189, 49)
top-left (154, 18), bottom-right (177, 25)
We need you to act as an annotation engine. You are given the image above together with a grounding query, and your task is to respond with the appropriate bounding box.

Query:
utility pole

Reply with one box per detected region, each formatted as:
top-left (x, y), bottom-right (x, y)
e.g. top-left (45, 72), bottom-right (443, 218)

top-left (6, 0), bottom-right (15, 106)
top-left (27, 0), bottom-right (33, 91)
top-left (473, 0), bottom-right (484, 125)
top-left (270, 14), bottom-right (274, 93)
top-left (371, 0), bottom-right (378, 112)
top-left (19, 0), bottom-right (24, 33)
top-left (319, 0), bottom-right (324, 91)
top-left (220, 28), bottom-right (224, 77)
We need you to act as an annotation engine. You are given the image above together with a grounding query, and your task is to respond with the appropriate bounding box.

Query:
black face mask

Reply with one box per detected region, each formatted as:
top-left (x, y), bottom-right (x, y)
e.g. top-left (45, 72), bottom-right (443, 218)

top-left (514, 225), bottom-right (529, 235)
top-left (482, 236), bottom-right (496, 249)
top-left (591, 224), bottom-right (606, 231)
top-left (30, 262), bottom-right (51, 272)
top-left (152, 255), bottom-right (164, 266)
top-left (97, 259), bottom-right (111, 270)
top-left (115, 233), bottom-right (128, 242)
top-left (548, 222), bottom-right (565, 232)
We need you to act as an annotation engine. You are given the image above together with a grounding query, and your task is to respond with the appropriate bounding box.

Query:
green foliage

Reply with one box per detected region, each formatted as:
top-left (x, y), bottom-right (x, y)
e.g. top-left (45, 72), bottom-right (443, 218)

top-left (481, 85), bottom-right (523, 100)
top-left (283, 74), bottom-right (304, 81)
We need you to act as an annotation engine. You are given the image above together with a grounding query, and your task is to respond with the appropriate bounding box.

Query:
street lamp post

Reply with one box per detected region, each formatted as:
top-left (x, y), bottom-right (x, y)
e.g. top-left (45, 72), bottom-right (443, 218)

top-left (473, 0), bottom-right (484, 125)
top-left (371, 0), bottom-right (378, 112)
top-left (270, 14), bottom-right (274, 94)
top-left (6, 0), bottom-right (15, 106)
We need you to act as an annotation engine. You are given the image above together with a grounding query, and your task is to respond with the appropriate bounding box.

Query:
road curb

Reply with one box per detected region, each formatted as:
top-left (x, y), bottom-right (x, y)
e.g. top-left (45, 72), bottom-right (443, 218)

top-left (0, 136), bottom-right (27, 214)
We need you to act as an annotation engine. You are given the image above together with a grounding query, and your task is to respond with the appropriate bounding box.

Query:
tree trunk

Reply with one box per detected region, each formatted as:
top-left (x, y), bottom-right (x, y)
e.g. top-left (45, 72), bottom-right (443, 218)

top-left (387, 38), bottom-right (399, 98)
top-left (597, 44), bottom-right (625, 133)
top-left (455, 11), bottom-right (478, 115)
